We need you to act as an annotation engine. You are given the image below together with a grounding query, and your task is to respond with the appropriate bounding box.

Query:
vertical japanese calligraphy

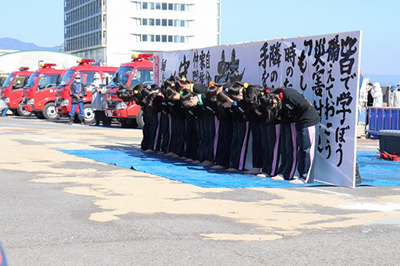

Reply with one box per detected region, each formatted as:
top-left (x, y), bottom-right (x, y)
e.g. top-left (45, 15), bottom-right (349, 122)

top-left (154, 31), bottom-right (361, 187)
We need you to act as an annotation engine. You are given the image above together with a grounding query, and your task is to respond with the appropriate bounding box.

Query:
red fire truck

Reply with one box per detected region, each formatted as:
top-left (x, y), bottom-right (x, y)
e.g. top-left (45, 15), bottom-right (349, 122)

top-left (0, 67), bottom-right (33, 116)
top-left (105, 54), bottom-right (153, 128)
top-left (21, 63), bottom-right (66, 119)
top-left (55, 59), bottom-right (117, 123)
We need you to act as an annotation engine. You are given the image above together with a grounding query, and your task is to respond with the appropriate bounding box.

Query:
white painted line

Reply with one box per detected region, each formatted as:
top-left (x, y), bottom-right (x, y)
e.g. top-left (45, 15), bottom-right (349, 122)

top-left (342, 202), bottom-right (400, 212)
top-left (307, 187), bottom-right (354, 197)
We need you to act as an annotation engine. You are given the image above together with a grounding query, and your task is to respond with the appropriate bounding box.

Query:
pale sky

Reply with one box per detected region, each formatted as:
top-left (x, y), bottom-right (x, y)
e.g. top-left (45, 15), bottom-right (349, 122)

top-left (0, 0), bottom-right (399, 76)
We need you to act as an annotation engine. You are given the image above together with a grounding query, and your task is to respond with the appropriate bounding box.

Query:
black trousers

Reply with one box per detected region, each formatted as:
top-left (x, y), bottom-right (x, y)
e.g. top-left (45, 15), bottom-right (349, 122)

top-left (94, 110), bottom-right (105, 125)
top-left (184, 115), bottom-right (198, 160)
top-left (277, 122), bottom-right (297, 180)
top-left (260, 123), bottom-right (279, 175)
top-left (229, 121), bottom-right (250, 170)
top-left (203, 115), bottom-right (216, 162)
top-left (215, 119), bottom-right (232, 167)
top-left (195, 116), bottom-right (206, 162)
top-left (250, 121), bottom-right (263, 168)
top-left (146, 112), bottom-right (159, 151)
top-left (157, 112), bottom-right (170, 153)
top-left (169, 115), bottom-right (185, 156)
top-left (141, 108), bottom-right (151, 150)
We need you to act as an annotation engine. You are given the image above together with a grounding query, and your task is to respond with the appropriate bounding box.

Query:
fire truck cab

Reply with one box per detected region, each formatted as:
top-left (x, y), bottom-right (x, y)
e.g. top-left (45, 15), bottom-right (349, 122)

top-left (21, 63), bottom-right (66, 119)
top-left (0, 67), bottom-right (33, 116)
top-left (55, 59), bottom-right (117, 123)
top-left (105, 54), bottom-right (153, 128)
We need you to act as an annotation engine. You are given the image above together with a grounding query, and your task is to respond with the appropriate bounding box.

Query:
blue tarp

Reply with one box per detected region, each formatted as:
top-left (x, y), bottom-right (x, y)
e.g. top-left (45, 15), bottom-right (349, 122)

top-left (60, 149), bottom-right (400, 188)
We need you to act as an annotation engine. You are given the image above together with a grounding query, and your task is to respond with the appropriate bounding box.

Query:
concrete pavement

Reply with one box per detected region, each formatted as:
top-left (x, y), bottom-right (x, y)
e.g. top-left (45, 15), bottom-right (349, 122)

top-left (0, 116), bottom-right (399, 265)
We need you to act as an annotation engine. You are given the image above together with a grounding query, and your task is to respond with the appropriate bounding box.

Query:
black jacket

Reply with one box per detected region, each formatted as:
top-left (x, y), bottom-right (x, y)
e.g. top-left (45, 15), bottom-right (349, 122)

top-left (280, 88), bottom-right (320, 128)
top-left (230, 100), bottom-right (247, 123)
top-left (70, 82), bottom-right (86, 104)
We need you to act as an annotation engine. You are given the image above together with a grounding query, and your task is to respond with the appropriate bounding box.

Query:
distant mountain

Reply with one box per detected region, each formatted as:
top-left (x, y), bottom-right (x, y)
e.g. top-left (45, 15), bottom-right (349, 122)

top-left (0, 37), bottom-right (58, 51)
top-left (364, 73), bottom-right (400, 87)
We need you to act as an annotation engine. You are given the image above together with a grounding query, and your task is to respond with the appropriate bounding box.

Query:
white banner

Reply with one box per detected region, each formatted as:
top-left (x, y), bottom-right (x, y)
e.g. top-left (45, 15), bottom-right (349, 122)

top-left (154, 31), bottom-right (362, 188)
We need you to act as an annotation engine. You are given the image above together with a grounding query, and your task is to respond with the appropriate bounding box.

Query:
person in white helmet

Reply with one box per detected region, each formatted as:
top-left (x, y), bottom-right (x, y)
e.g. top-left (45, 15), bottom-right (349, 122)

top-left (370, 82), bottom-right (383, 107)
top-left (389, 83), bottom-right (400, 107)
top-left (90, 72), bottom-right (108, 126)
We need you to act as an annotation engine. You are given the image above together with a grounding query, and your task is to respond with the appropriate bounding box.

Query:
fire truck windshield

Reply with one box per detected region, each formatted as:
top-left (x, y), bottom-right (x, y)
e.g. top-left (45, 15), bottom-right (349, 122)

top-left (108, 66), bottom-right (133, 87)
top-left (38, 74), bottom-right (60, 89)
top-left (58, 70), bottom-right (75, 87)
top-left (1, 74), bottom-right (15, 88)
top-left (25, 73), bottom-right (60, 90)
top-left (24, 72), bottom-right (40, 89)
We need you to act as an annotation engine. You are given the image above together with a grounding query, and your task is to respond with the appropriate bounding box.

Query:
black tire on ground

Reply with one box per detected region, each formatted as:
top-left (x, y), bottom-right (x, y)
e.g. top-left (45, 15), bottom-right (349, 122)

top-left (16, 104), bottom-right (31, 116)
top-left (83, 103), bottom-right (95, 123)
top-left (43, 102), bottom-right (59, 120)
top-left (35, 112), bottom-right (45, 119)
top-left (136, 108), bottom-right (144, 129)
top-left (120, 118), bottom-right (138, 128)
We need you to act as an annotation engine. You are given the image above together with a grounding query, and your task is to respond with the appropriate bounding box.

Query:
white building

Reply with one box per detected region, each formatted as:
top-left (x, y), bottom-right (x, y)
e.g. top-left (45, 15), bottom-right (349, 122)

top-left (0, 50), bottom-right (81, 74)
top-left (64, 0), bottom-right (221, 67)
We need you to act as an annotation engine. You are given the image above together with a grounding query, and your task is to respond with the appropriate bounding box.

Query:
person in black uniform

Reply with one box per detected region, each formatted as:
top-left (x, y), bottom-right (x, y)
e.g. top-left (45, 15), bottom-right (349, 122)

top-left (69, 74), bottom-right (86, 125)
top-left (216, 82), bottom-right (250, 172)
top-left (266, 87), bottom-right (320, 184)
top-left (117, 83), bottom-right (152, 151)
top-left (209, 83), bottom-right (233, 169)
top-left (180, 81), bottom-right (216, 166)
top-left (257, 88), bottom-right (282, 179)
top-left (242, 83), bottom-right (265, 175)
top-left (142, 85), bottom-right (164, 152)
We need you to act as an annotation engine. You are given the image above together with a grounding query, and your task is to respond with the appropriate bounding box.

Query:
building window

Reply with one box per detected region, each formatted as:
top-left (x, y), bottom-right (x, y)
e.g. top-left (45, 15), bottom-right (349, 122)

top-left (168, 19), bottom-right (173, 26)
top-left (155, 35), bottom-right (160, 42)
top-left (150, 34), bottom-right (155, 42)
top-left (168, 35), bottom-right (173, 42)
top-left (156, 19), bottom-right (160, 26)
top-left (168, 3), bottom-right (173, 10)
top-left (180, 4), bottom-right (185, 11)
top-left (162, 35), bottom-right (167, 42)
top-left (143, 34), bottom-right (148, 42)
top-left (180, 36), bottom-right (185, 43)
top-left (142, 18), bottom-right (148, 25)
top-left (156, 3), bottom-right (160, 10)
top-left (149, 18), bottom-right (154, 26)
top-left (142, 2), bottom-right (147, 9)
top-left (180, 20), bottom-right (185, 27)
top-left (162, 19), bottom-right (167, 26)
top-left (150, 2), bottom-right (154, 10)
top-left (162, 3), bottom-right (167, 10)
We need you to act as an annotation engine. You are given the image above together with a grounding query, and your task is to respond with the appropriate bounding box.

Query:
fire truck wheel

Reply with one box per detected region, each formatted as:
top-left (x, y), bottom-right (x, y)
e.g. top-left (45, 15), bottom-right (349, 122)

top-left (136, 108), bottom-right (144, 129)
top-left (83, 103), bottom-right (95, 123)
top-left (120, 118), bottom-right (137, 128)
top-left (16, 104), bottom-right (32, 116)
top-left (43, 103), bottom-right (59, 120)
top-left (35, 112), bottom-right (45, 119)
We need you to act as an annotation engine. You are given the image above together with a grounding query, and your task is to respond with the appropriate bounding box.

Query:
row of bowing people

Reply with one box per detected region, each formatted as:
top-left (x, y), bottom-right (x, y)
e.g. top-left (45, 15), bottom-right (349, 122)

top-left (116, 76), bottom-right (320, 184)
